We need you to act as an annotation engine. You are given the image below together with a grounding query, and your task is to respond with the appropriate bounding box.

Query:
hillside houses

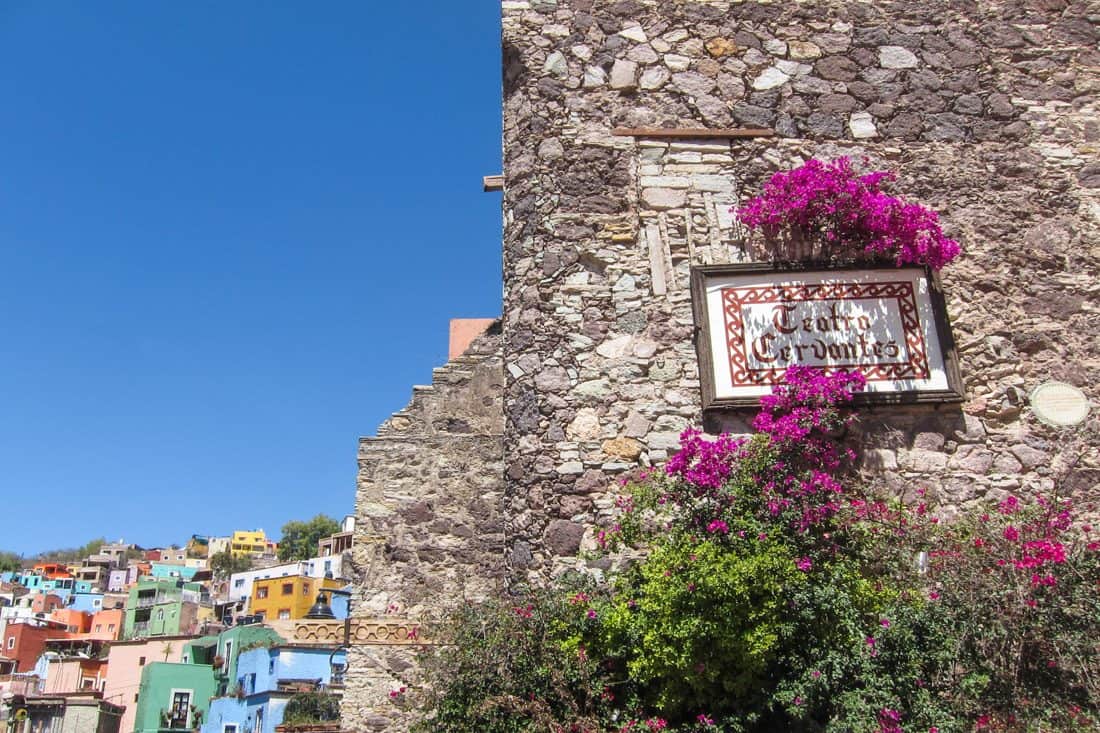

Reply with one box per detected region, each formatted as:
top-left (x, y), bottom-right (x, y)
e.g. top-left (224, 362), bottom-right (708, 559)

top-left (1, 527), bottom-right (353, 732)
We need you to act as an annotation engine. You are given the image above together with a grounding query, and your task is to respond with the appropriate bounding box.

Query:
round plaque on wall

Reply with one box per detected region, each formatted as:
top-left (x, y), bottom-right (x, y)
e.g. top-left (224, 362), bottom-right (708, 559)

top-left (1029, 381), bottom-right (1091, 427)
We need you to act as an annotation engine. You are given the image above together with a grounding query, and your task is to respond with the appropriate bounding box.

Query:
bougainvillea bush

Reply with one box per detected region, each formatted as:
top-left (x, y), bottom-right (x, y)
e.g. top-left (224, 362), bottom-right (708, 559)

top-left (411, 581), bottom-right (622, 733)
top-left (414, 370), bottom-right (1098, 732)
top-left (736, 157), bottom-right (961, 270)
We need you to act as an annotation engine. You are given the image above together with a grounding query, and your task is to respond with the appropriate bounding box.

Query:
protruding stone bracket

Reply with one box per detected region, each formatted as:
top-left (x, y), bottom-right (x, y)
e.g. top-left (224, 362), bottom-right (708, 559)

top-left (612, 128), bottom-right (775, 139)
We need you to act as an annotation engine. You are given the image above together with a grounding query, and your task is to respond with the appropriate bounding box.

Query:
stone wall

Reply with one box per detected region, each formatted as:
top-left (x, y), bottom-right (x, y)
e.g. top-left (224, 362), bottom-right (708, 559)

top-left (343, 2), bottom-right (1099, 728)
top-left (501, 0), bottom-right (1100, 580)
top-left (341, 326), bottom-right (505, 731)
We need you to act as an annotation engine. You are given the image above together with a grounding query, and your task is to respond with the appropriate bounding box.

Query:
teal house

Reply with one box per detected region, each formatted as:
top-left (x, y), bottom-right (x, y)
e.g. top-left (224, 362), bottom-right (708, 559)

top-left (149, 562), bottom-right (202, 581)
top-left (133, 659), bottom-right (217, 732)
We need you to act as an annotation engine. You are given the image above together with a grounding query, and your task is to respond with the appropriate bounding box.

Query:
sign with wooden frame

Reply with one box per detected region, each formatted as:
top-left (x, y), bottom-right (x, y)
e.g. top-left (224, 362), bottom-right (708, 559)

top-left (690, 263), bottom-right (965, 409)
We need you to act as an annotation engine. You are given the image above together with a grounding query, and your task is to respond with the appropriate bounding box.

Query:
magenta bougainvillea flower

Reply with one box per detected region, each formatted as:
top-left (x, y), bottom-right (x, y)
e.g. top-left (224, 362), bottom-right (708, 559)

top-left (737, 157), bottom-right (961, 270)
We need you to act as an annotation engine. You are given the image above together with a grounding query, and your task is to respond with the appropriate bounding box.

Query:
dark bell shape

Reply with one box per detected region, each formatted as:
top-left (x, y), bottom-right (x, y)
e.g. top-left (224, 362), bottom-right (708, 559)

top-left (305, 591), bottom-right (335, 620)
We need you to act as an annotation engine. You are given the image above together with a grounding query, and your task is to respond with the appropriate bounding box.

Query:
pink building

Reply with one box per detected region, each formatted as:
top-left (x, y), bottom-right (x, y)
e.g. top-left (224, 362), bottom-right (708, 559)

top-left (103, 635), bottom-right (189, 733)
top-left (39, 656), bottom-right (109, 694)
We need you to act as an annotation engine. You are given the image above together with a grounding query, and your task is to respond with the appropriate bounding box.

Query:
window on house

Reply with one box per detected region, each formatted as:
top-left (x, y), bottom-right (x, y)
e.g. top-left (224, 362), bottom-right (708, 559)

top-left (302, 583), bottom-right (310, 595)
top-left (169, 690), bottom-right (192, 727)
top-left (256, 587), bottom-right (268, 600)
top-left (139, 656), bottom-right (146, 666)
top-left (95, 625), bottom-right (102, 633)
top-left (281, 583), bottom-right (293, 595)
top-left (7, 637), bottom-right (14, 649)
top-left (278, 609), bottom-right (290, 620)
top-left (108, 624), bottom-right (115, 632)
top-left (233, 579), bottom-right (244, 588)
top-left (223, 724), bottom-right (238, 733)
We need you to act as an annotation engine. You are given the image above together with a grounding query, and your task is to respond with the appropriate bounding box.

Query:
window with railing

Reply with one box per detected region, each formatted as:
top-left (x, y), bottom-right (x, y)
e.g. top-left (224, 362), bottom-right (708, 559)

top-left (165, 689), bottom-right (191, 729)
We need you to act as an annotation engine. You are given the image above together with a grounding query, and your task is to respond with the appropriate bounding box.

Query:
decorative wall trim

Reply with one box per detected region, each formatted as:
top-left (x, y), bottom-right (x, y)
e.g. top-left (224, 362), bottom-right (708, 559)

top-left (282, 619), bottom-right (428, 646)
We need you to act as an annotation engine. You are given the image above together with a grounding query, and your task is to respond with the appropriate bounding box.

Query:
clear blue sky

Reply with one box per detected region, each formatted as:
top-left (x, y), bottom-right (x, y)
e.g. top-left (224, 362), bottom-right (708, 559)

top-left (0, 2), bottom-right (503, 555)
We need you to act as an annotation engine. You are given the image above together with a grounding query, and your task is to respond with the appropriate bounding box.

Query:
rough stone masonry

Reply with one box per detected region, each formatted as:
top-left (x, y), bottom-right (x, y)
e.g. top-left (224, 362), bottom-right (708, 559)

top-left (342, 1), bottom-right (1099, 729)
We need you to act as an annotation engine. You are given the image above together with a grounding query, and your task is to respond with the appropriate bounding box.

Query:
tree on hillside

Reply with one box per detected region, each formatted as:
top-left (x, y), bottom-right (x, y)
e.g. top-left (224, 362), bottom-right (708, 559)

top-left (0, 551), bottom-right (22, 573)
top-left (278, 515), bottom-right (341, 562)
top-left (210, 551), bottom-right (252, 578)
top-left (33, 538), bottom-right (107, 563)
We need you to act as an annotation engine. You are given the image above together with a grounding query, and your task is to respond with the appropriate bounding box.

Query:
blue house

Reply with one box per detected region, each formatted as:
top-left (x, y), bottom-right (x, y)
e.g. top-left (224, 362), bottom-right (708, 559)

top-left (148, 562), bottom-right (201, 581)
top-left (200, 644), bottom-right (346, 733)
top-left (11, 573), bottom-right (43, 591)
top-left (67, 591), bottom-right (105, 613)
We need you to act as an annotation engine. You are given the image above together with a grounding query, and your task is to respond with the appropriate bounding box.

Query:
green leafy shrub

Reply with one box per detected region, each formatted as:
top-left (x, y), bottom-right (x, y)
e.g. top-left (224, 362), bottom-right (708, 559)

top-left (283, 692), bottom-right (340, 725)
top-left (413, 366), bottom-right (1099, 732)
top-left (413, 581), bottom-right (620, 733)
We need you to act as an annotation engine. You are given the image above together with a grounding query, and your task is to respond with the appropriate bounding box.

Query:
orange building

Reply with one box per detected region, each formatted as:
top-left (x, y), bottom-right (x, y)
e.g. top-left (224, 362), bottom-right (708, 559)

top-left (42, 608), bottom-right (123, 642)
top-left (86, 609), bottom-right (124, 640)
top-left (3, 622), bottom-right (73, 672)
top-left (32, 564), bottom-right (72, 580)
top-left (49, 609), bottom-right (91, 634)
top-left (449, 318), bottom-right (496, 359)
top-left (249, 574), bottom-right (343, 621)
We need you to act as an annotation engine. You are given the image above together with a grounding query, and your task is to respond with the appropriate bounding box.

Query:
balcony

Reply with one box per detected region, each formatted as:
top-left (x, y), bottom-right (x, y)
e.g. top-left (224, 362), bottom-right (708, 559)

top-left (135, 594), bottom-right (167, 608)
top-left (132, 621), bottom-right (150, 636)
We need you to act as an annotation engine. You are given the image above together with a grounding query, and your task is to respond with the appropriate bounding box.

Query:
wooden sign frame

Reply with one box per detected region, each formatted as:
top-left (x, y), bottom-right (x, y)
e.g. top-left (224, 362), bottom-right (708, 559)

top-left (690, 262), bottom-right (965, 410)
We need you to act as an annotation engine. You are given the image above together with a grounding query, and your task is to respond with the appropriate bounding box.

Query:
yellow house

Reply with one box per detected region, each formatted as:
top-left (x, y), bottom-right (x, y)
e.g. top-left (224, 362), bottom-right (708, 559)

top-left (229, 530), bottom-right (268, 558)
top-left (249, 575), bottom-right (344, 621)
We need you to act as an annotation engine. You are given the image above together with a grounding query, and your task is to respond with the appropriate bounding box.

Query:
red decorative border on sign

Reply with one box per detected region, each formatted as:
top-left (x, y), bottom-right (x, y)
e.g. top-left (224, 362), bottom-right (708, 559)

top-left (721, 281), bottom-right (930, 387)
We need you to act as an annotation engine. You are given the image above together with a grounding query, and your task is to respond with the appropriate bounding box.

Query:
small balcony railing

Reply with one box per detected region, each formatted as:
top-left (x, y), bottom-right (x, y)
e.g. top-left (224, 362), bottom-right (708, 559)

top-left (157, 709), bottom-right (191, 730)
top-left (135, 593), bottom-right (170, 608)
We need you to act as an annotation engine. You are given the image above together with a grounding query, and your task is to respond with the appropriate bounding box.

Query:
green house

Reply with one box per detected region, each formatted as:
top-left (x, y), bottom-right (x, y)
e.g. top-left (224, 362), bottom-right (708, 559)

top-left (133, 660), bottom-right (217, 732)
top-left (130, 624), bottom-right (282, 731)
top-left (123, 578), bottom-right (209, 639)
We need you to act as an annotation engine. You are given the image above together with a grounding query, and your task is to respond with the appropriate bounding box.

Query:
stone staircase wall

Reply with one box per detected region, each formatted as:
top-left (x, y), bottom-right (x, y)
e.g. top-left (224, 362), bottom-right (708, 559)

top-left (340, 324), bottom-right (505, 731)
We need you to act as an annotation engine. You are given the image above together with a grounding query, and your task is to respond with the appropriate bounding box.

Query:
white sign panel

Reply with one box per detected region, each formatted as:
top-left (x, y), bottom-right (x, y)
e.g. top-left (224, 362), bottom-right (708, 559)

top-left (691, 265), bottom-right (963, 407)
